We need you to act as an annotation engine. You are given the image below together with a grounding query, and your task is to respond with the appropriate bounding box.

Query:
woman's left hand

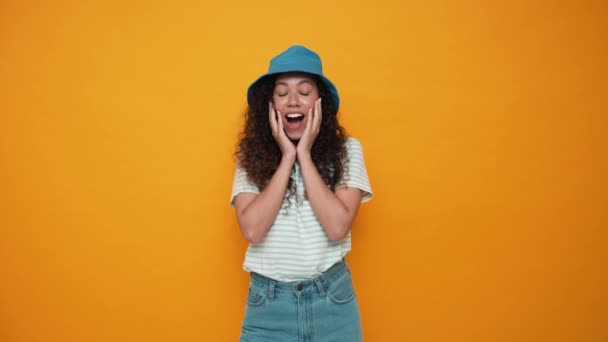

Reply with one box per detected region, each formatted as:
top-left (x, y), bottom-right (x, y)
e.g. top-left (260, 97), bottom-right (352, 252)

top-left (296, 98), bottom-right (322, 158)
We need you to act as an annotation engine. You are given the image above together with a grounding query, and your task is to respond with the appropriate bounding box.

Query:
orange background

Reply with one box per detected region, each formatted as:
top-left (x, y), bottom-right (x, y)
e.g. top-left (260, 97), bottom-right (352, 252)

top-left (1, 0), bottom-right (606, 341)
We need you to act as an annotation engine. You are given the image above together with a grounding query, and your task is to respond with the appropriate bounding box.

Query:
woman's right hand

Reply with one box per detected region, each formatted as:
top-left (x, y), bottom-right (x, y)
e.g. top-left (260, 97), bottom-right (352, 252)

top-left (269, 102), bottom-right (296, 160)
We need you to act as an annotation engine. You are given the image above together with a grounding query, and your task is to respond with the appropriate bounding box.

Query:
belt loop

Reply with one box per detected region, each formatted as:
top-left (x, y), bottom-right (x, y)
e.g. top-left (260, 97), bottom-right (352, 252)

top-left (314, 277), bottom-right (326, 298)
top-left (268, 280), bottom-right (276, 301)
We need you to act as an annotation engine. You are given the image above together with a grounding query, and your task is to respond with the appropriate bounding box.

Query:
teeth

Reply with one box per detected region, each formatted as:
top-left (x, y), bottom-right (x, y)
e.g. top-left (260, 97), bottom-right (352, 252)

top-left (287, 113), bottom-right (304, 118)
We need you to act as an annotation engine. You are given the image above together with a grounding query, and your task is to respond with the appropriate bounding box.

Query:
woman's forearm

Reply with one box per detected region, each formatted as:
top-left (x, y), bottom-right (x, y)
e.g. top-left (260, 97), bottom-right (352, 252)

top-left (237, 155), bottom-right (295, 243)
top-left (298, 153), bottom-right (354, 241)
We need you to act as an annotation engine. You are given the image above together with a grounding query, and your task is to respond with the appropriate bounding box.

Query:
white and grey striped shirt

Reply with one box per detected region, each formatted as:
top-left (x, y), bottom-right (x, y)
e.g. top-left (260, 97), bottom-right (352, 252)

top-left (230, 137), bottom-right (373, 281)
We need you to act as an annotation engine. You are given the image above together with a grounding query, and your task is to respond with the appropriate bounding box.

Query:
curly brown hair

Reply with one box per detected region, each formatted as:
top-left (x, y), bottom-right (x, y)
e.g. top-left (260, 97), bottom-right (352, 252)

top-left (235, 73), bottom-right (349, 209)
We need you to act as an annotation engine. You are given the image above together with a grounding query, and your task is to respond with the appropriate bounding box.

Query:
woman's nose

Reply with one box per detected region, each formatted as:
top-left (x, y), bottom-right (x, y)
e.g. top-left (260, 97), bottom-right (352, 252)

top-left (287, 93), bottom-right (299, 106)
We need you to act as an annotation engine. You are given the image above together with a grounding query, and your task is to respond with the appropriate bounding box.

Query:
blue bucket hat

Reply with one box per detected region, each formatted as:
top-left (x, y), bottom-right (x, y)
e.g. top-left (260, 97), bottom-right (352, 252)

top-left (247, 45), bottom-right (340, 111)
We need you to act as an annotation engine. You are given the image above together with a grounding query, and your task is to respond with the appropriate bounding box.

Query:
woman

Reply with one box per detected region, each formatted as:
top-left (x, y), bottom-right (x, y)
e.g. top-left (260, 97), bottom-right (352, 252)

top-left (230, 45), bottom-right (373, 341)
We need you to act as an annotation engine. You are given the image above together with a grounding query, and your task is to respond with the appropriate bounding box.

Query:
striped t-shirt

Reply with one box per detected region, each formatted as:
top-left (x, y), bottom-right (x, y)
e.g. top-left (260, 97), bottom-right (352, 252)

top-left (230, 137), bottom-right (373, 281)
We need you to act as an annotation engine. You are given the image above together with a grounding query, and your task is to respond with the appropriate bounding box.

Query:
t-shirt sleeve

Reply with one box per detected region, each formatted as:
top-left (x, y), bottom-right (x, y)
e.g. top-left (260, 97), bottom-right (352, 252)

top-left (229, 165), bottom-right (260, 208)
top-left (336, 138), bottom-right (373, 203)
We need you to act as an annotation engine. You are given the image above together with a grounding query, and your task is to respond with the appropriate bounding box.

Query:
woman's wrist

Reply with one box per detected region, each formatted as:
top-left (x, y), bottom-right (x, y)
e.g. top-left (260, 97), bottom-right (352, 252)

top-left (296, 149), bottom-right (312, 163)
top-left (281, 152), bottom-right (297, 165)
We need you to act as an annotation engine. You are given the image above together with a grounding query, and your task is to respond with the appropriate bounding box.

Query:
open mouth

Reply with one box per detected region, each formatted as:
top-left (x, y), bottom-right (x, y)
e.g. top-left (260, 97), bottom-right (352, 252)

top-left (286, 113), bottom-right (305, 124)
top-left (285, 113), bottom-right (305, 130)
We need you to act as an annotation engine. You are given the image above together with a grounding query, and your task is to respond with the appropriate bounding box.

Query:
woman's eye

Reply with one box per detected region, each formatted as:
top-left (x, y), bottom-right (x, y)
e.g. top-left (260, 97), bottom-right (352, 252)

top-left (277, 92), bottom-right (288, 97)
top-left (300, 92), bottom-right (310, 96)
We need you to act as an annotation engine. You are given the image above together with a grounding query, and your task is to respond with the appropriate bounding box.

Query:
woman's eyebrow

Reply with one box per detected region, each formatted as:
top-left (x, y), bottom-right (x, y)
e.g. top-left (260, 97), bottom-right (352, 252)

top-left (275, 80), bottom-right (314, 86)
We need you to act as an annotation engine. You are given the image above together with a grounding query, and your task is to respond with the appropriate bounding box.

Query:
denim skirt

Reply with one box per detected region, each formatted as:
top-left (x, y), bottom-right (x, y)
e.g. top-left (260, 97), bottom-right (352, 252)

top-left (240, 259), bottom-right (362, 342)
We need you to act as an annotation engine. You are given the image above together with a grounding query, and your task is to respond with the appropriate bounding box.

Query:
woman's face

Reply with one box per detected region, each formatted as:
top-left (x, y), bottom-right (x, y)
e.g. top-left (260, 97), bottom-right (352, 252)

top-left (271, 73), bottom-right (320, 141)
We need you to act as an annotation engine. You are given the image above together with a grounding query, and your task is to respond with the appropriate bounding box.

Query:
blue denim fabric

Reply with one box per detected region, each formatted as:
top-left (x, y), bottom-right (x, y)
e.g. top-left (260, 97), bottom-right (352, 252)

top-left (240, 260), bottom-right (362, 342)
